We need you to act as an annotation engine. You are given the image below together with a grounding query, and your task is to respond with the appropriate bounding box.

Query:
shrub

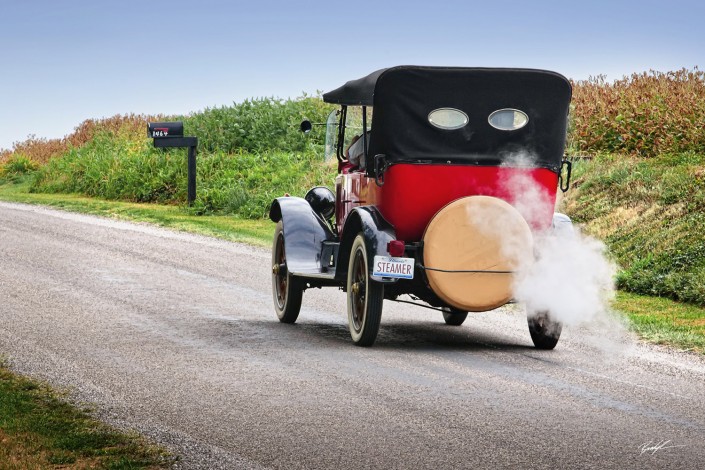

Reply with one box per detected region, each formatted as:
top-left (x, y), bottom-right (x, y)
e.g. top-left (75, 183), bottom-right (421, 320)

top-left (569, 68), bottom-right (705, 157)
top-left (185, 94), bottom-right (334, 154)
top-left (0, 154), bottom-right (39, 183)
top-left (31, 131), bottom-right (338, 218)
top-left (31, 132), bottom-right (186, 203)
top-left (0, 114), bottom-right (164, 165)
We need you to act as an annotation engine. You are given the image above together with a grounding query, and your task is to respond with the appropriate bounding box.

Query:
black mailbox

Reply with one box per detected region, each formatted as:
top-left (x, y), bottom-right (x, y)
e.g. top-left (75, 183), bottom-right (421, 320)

top-left (147, 121), bottom-right (198, 205)
top-left (147, 121), bottom-right (184, 138)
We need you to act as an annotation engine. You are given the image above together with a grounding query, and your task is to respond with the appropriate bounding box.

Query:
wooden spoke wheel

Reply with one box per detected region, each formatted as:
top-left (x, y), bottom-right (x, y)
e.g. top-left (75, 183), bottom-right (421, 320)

top-left (346, 234), bottom-right (384, 346)
top-left (272, 221), bottom-right (303, 323)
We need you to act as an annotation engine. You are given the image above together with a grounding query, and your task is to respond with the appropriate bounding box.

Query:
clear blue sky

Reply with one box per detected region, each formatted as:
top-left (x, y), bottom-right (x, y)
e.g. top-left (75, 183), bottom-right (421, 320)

top-left (1, 0), bottom-right (703, 150)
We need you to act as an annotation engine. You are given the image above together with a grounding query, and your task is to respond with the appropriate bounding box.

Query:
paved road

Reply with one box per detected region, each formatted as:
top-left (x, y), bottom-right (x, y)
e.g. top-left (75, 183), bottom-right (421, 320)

top-left (1, 201), bottom-right (704, 469)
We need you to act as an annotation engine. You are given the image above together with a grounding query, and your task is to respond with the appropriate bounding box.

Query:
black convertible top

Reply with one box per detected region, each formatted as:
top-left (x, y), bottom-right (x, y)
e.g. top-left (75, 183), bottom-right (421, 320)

top-left (323, 69), bottom-right (386, 106)
top-left (324, 66), bottom-right (572, 173)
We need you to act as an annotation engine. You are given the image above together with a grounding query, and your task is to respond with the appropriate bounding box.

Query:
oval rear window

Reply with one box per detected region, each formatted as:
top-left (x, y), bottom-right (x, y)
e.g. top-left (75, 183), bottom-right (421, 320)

top-left (488, 108), bottom-right (529, 130)
top-left (428, 108), bottom-right (468, 130)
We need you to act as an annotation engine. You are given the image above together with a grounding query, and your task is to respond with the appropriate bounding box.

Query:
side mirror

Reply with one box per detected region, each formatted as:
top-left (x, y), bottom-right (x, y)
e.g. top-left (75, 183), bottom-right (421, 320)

top-left (300, 120), bottom-right (312, 133)
top-left (559, 159), bottom-right (572, 193)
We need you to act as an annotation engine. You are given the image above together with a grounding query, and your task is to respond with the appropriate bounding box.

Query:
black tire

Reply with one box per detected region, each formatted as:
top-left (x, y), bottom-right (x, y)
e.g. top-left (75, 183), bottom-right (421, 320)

top-left (442, 308), bottom-right (468, 326)
top-left (272, 221), bottom-right (303, 323)
top-left (527, 312), bottom-right (562, 350)
top-left (347, 234), bottom-right (384, 346)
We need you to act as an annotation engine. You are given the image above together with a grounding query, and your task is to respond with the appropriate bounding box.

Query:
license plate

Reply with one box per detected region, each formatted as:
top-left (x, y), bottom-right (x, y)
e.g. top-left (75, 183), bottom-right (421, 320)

top-left (373, 256), bottom-right (415, 279)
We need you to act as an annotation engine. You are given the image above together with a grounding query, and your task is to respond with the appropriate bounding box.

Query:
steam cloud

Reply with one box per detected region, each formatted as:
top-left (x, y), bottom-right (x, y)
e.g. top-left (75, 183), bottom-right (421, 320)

top-left (502, 154), bottom-right (618, 328)
top-left (514, 230), bottom-right (617, 326)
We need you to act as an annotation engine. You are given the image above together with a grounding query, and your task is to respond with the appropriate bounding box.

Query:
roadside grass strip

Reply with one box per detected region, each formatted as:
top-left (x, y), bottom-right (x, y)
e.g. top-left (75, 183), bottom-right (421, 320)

top-left (0, 363), bottom-right (172, 469)
top-left (614, 291), bottom-right (705, 354)
top-left (0, 180), bottom-right (273, 247)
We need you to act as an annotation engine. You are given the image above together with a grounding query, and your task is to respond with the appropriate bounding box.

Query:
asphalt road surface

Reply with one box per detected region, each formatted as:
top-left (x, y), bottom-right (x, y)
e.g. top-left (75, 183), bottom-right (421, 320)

top-left (1, 201), bottom-right (704, 469)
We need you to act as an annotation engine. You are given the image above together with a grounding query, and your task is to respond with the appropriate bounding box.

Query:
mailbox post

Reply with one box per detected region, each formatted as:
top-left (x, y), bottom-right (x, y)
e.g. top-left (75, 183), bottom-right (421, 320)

top-left (147, 121), bottom-right (198, 205)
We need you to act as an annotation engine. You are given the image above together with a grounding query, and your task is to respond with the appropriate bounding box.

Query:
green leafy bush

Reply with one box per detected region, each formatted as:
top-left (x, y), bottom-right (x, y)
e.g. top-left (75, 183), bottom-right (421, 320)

top-left (0, 155), bottom-right (39, 183)
top-left (31, 133), bottom-right (186, 203)
top-left (185, 94), bottom-right (334, 154)
top-left (188, 149), bottom-right (337, 218)
top-left (28, 95), bottom-right (338, 217)
top-left (31, 131), bottom-right (338, 218)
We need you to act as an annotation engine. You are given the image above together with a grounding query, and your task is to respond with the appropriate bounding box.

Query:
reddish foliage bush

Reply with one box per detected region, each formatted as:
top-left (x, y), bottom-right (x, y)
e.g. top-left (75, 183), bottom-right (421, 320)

top-left (0, 114), bottom-right (162, 165)
top-left (569, 68), bottom-right (705, 157)
top-left (1, 136), bottom-right (67, 165)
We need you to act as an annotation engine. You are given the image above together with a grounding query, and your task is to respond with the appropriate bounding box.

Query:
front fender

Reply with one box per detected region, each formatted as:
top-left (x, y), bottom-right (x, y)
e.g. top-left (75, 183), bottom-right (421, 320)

top-left (337, 206), bottom-right (397, 283)
top-left (269, 197), bottom-right (336, 275)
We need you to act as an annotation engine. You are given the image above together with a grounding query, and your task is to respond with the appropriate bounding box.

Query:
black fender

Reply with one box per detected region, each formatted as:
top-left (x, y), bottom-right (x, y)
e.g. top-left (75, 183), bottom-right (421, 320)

top-left (269, 197), bottom-right (336, 276)
top-left (337, 206), bottom-right (397, 283)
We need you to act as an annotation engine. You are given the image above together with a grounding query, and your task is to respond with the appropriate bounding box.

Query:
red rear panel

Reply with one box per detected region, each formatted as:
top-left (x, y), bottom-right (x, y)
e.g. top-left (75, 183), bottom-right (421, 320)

top-left (337, 164), bottom-right (559, 242)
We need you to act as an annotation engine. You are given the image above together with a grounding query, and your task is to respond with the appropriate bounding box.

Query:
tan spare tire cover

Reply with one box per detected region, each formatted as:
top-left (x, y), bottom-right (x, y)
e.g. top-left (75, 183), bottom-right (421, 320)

top-left (423, 196), bottom-right (533, 312)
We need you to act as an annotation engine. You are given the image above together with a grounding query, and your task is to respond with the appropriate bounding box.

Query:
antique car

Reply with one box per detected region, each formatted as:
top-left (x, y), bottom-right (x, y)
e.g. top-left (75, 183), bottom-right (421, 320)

top-left (269, 66), bottom-right (573, 348)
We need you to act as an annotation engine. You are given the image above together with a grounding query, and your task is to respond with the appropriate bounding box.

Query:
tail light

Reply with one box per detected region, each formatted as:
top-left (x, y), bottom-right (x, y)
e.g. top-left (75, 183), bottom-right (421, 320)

top-left (387, 240), bottom-right (406, 257)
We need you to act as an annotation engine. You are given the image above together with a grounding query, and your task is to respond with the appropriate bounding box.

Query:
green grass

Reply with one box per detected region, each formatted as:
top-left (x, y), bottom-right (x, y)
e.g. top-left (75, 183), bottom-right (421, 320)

top-left (613, 291), bottom-right (705, 354)
top-left (0, 179), bottom-right (273, 247)
top-left (0, 361), bottom-right (172, 469)
top-left (564, 152), bottom-right (705, 306)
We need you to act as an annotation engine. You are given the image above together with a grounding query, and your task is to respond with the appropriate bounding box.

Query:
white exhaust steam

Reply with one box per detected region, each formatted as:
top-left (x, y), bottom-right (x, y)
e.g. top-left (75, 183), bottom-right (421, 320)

top-left (501, 154), bottom-right (618, 328)
top-left (514, 229), bottom-right (617, 326)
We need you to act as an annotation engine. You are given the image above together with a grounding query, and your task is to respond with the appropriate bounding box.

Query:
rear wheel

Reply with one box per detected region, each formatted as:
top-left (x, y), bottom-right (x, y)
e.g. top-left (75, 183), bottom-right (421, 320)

top-left (528, 312), bottom-right (562, 350)
top-left (442, 308), bottom-right (468, 326)
top-left (272, 221), bottom-right (303, 323)
top-left (347, 234), bottom-right (384, 346)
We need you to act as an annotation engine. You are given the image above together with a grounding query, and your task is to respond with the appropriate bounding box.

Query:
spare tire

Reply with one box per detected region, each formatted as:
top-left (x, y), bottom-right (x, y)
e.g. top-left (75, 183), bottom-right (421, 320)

top-left (423, 196), bottom-right (532, 312)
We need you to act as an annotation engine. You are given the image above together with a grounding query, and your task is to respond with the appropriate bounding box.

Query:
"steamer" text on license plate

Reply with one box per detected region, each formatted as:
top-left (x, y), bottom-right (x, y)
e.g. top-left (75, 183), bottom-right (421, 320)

top-left (373, 256), bottom-right (415, 279)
